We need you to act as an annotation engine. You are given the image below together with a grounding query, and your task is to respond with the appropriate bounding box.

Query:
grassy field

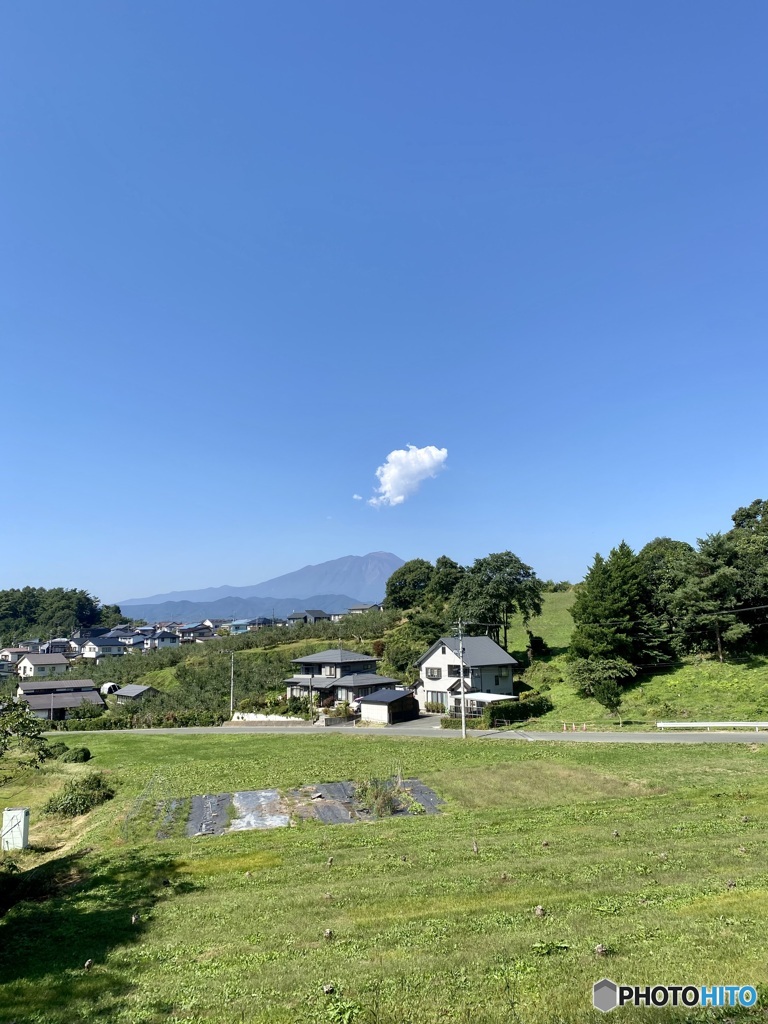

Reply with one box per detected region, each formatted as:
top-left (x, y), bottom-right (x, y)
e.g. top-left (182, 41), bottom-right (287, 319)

top-left (2, 732), bottom-right (768, 1023)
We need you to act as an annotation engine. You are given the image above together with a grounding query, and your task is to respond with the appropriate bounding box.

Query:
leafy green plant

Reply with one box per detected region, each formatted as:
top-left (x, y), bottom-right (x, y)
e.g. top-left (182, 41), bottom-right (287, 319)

top-left (59, 746), bottom-right (91, 763)
top-left (355, 777), bottom-right (401, 816)
top-left (44, 772), bottom-right (115, 817)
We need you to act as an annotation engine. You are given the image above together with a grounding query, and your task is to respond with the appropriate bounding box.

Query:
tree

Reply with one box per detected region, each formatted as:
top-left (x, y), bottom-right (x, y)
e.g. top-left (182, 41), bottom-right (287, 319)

top-left (569, 542), bottom-right (662, 667)
top-left (670, 533), bottom-right (749, 661)
top-left (567, 656), bottom-right (635, 696)
top-left (0, 701), bottom-right (47, 771)
top-left (424, 556), bottom-right (465, 608)
top-left (383, 559), bottom-right (435, 611)
top-left (449, 551), bottom-right (543, 649)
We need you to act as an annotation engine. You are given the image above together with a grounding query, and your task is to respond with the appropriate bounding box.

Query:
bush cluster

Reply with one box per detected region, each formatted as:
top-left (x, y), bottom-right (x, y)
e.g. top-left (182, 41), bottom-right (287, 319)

top-left (44, 773), bottom-right (115, 817)
top-left (59, 746), bottom-right (91, 763)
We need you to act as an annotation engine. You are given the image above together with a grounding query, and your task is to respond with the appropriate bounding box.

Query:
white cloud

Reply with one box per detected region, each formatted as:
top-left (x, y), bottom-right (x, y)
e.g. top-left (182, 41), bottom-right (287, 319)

top-left (352, 493), bottom-right (363, 501)
top-left (368, 444), bottom-right (448, 508)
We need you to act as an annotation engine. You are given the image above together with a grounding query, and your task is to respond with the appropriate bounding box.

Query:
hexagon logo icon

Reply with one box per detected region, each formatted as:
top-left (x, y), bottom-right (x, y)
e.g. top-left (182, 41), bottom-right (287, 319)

top-left (593, 978), bottom-right (618, 1013)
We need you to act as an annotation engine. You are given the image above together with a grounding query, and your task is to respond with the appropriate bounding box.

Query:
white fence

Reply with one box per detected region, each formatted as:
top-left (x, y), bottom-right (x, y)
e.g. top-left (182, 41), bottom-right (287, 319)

top-left (656, 721), bottom-right (768, 732)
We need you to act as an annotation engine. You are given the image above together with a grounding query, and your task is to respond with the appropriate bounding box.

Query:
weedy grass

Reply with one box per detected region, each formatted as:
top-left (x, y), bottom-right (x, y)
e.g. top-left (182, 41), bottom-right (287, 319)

top-left (2, 733), bottom-right (768, 1023)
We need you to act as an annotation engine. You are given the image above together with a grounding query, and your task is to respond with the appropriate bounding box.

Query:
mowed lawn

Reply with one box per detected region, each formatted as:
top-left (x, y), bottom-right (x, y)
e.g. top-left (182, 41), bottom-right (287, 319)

top-left (2, 733), bottom-right (768, 1023)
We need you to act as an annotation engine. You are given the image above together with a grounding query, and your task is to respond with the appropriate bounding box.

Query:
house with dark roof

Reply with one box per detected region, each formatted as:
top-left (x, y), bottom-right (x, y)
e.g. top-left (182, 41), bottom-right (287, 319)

top-left (143, 630), bottom-right (180, 651)
top-left (284, 648), bottom-right (400, 703)
top-left (286, 609), bottom-right (332, 626)
top-left (16, 654), bottom-right (69, 679)
top-left (413, 636), bottom-right (519, 711)
top-left (15, 678), bottom-right (104, 721)
top-left (177, 623), bottom-right (213, 641)
top-left (81, 638), bottom-right (125, 661)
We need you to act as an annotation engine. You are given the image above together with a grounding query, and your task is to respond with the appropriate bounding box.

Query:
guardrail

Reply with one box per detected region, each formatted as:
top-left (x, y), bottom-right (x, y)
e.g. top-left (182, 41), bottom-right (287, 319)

top-left (657, 721), bottom-right (768, 732)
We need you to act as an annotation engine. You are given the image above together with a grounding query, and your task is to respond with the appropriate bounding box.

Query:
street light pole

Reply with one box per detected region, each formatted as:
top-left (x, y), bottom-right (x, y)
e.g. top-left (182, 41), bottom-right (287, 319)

top-left (229, 652), bottom-right (234, 717)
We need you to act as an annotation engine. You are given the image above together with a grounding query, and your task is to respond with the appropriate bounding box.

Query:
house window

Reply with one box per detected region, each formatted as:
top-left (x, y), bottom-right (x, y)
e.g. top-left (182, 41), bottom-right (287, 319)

top-left (425, 667), bottom-right (442, 680)
top-left (494, 677), bottom-right (500, 686)
top-left (441, 646), bottom-right (446, 655)
top-left (323, 666), bottom-right (336, 678)
top-left (426, 691), bottom-right (447, 707)
top-left (499, 667), bottom-right (509, 677)
top-left (447, 665), bottom-right (470, 678)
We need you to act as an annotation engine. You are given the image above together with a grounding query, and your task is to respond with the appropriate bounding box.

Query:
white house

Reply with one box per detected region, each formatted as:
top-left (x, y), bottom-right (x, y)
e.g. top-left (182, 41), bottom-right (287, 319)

top-left (413, 636), bottom-right (519, 711)
top-left (81, 638), bottom-right (125, 660)
top-left (16, 654), bottom-right (69, 679)
top-left (0, 648), bottom-right (28, 665)
top-left (143, 630), bottom-right (181, 651)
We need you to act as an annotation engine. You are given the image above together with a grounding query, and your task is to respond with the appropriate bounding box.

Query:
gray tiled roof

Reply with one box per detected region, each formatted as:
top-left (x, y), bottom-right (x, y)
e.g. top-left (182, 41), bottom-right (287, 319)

top-left (22, 691), bottom-right (105, 710)
top-left (17, 679), bottom-right (96, 692)
top-left (18, 653), bottom-right (69, 665)
top-left (417, 636), bottom-right (518, 668)
top-left (115, 684), bottom-right (155, 697)
top-left (359, 688), bottom-right (415, 704)
top-left (291, 649), bottom-right (377, 666)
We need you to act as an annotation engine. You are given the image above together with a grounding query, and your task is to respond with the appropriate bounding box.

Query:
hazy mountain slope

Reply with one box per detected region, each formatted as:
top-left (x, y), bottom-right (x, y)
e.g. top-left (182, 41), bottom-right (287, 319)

top-left (123, 593), bottom-right (363, 623)
top-left (120, 552), bottom-right (403, 607)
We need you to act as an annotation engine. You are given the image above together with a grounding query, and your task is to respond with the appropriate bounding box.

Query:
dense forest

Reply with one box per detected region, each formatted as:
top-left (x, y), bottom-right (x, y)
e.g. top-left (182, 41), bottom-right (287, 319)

top-left (0, 588), bottom-right (126, 646)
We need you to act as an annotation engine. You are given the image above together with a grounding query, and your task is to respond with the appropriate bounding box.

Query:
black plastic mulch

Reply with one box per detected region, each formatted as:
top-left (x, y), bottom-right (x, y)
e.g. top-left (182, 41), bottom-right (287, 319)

top-left (402, 779), bottom-right (444, 815)
top-left (186, 793), bottom-right (232, 837)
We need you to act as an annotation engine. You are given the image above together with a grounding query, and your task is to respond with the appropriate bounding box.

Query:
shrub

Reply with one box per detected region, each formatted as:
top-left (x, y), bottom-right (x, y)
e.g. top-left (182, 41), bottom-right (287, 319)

top-left (522, 661), bottom-right (562, 692)
top-left (44, 773), bottom-right (115, 817)
top-left (45, 741), bottom-right (69, 759)
top-left (355, 777), bottom-right (401, 816)
top-left (424, 701), bottom-right (445, 713)
top-left (481, 692), bottom-right (553, 726)
top-left (59, 747), bottom-right (91, 763)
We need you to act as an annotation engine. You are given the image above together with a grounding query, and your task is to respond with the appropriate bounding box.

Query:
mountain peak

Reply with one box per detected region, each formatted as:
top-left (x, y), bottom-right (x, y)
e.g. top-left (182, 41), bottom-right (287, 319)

top-left (119, 552), bottom-right (404, 608)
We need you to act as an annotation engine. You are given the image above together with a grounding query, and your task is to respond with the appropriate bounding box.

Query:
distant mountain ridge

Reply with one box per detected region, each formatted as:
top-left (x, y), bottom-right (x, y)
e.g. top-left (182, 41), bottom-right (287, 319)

top-left (122, 593), bottom-right (365, 624)
top-left (119, 552), bottom-right (404, 617)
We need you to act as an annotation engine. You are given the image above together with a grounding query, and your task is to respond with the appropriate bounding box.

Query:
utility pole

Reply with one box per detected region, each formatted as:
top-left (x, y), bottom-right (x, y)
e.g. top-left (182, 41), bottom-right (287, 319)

top-left (229, 652), bottom-right (235, 717)
top-left (457, 620), bottom-right (467, 740)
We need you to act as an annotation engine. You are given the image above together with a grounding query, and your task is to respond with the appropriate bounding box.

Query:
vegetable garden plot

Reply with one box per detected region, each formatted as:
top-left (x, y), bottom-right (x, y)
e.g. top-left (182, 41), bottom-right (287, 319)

top-left (162, 779), bottom-right (443, 838)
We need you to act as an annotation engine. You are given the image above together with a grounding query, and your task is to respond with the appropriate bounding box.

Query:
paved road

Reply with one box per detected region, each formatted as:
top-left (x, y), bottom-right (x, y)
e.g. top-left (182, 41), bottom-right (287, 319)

top-left (56, 719), bottom-right (768, 743)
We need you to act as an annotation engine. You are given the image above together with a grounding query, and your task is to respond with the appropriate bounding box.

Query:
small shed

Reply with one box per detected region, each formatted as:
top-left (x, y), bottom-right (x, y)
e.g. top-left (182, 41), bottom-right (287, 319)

top-left (100, 682), bottom-right (119, 696)
top-left (358, 688), bottom-right (419, 725)
top-left (114, 684), bottom-right (158, 705)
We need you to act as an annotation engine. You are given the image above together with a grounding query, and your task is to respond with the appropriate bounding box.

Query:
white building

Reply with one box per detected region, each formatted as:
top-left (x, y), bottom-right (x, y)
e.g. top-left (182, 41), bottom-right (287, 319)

top-left (16, 654), bottom-right (69, 679)
top-left (413, 636), bottom-right (519, 711)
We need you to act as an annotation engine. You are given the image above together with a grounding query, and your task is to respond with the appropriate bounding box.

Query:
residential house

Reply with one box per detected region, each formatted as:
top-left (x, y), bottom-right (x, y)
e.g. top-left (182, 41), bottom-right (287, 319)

top-left (16, 654), bottom-right (69, 679)
top-left (143, 630), bottom-right (180, 651)
top-left (284, 648), bottom-right (400, 703)
top-left (71, 628), bottom-right (111, 640)
top-left (177, 623), bottom-right (213, 642)
top-left (203, 619), bottom-right (231, 630)
top-left (17, 639), bottom-right (41, 653)
top-left (286, 609), bottom-right (332, 626)
top-left (114, 684), bottom-right (158, 704)
top-left (0, 648), bottom-right (28, 665)
top-left (413, 636), bottom-right (519, 711)
top-left (38, 638), bottom-right (71, 656)
top-left (81, 638), bottom-right (125, 661)
top-left (348, 603), bottom-right (384, 615)
top-left (16, 678), bottom-right (104, 721)
top-left (226, 619), bottom-right (256, 635)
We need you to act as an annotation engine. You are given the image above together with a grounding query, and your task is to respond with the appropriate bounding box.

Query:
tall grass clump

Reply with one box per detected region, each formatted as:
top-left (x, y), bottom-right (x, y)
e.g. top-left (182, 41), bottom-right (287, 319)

top-left (43, 773), bottom-right (115, 817)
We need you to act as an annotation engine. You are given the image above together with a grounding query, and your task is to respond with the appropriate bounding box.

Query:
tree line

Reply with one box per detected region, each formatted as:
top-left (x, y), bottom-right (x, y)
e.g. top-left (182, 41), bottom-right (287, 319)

top-left (0, 588), bottom-right (125, 646)
top-left (567, 499), bottom-right (768, 712)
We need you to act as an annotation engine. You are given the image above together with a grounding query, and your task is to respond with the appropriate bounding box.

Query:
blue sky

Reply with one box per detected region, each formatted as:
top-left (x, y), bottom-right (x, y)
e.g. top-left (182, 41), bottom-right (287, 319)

top-left (3, 2), bottom-right (767, 602)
